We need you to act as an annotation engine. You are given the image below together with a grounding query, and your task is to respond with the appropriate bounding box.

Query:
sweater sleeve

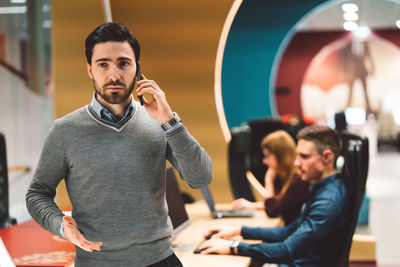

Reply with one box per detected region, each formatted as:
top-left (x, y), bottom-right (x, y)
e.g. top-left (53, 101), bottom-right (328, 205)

top-left (238, 241), bottom-right (292, 263)
top-left (264, 196), bottom-right (288, 218)
top-left (239, 197), bottom-right (345, 262)
top-left (264, 176), bottom-right (309, 219)
top-left (25, 121), bottom-right (68, 237)
top-left (241, 219), bottom-right (298, 242)
top-left (165, 124), bottom-right (213, 188)
top-left (239, 204), bottom-right (296, 263)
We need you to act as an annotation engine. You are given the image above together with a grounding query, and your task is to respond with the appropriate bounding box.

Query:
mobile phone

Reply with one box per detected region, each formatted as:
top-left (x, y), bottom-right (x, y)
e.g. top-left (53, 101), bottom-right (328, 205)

top-left (136, 63), bottom-right (143, 105)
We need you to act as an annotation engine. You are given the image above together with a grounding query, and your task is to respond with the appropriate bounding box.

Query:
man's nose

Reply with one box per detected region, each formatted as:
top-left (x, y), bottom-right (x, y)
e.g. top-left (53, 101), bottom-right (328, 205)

top-left (294, 156), bottom-right (300, 167)
top-left (108, 65), bottom-right (122, 81)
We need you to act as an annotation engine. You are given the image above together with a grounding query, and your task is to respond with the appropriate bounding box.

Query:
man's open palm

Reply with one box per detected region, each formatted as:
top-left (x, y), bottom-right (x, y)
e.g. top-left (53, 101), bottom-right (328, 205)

top-left (63, 216), bottom-right (103, 252)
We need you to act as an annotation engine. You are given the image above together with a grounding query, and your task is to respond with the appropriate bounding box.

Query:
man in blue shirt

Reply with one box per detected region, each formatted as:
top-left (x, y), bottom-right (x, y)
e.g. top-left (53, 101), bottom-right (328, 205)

top-left (200, 125), bottom-right (351, 266)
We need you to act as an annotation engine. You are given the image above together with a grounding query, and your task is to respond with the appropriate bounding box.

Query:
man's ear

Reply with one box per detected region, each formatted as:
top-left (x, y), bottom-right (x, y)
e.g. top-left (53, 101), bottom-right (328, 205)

top-left (87, 63), bottom-right (93, 79)
top-left (322, 149), bottom-right (334, 165)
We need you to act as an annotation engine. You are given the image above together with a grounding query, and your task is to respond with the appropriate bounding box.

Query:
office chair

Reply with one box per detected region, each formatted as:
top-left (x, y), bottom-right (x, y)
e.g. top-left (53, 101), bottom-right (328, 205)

top-left (228, 124), bottom-right (255, 201)
top-left (335, 111), bottom-right (347, 132)
top-left (0, 133), bottom-right (17, 228)
top-left (337, 134), bottom-right (369, 267)
top-left (228, 118), bottom-right (285, 201)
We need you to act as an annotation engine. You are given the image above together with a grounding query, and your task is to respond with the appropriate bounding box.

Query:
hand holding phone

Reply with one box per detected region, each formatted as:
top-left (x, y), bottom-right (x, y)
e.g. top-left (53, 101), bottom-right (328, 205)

top-left (136, 72), bottom-right (173, 124)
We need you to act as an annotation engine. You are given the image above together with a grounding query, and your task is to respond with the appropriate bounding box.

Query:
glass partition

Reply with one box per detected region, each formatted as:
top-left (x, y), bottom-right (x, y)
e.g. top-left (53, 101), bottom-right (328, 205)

top-left (0, 0), bottom-right (52, 222)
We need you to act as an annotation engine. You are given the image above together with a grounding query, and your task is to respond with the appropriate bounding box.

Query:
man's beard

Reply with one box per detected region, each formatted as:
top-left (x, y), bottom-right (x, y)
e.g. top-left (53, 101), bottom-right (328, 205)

top-left (93, 79), bottom-right (135, 104)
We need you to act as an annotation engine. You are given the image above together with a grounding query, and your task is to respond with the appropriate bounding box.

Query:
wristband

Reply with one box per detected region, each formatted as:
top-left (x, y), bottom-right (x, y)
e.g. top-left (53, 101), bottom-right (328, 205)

top-left (230, 240), bottom-right (240, 255)
top-left (161, 112), bottom-right (181, 131)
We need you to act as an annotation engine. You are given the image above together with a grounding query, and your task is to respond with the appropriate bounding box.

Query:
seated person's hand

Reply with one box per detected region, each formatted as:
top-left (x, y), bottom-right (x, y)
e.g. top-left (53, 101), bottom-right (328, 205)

top-left (203, 225), bottom-right (241, 239)
top-left (232, 198), bottom-right (254, 209)
top-left (265, 167), bottom-right (277, 184)
top-left (198, 238), bottom-right (230, 255)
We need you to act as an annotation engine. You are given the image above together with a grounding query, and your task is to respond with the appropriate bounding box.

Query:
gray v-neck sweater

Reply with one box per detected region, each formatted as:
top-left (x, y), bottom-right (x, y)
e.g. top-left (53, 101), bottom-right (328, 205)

top-left (26, 101), bottom-right (213, 266)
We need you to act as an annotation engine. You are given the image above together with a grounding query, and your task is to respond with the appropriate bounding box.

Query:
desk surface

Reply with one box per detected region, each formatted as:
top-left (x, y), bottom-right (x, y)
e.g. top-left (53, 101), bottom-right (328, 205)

top-left (173, 202), bottom-right (281, 267)
top-left (0, 220), bottom-right (75, 266)
top-left (0, 203), bottom-right (280, 267)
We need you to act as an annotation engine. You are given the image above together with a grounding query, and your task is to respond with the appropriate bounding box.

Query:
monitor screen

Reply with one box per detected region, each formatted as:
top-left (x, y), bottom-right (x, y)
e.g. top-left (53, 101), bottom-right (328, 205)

top-left (200, 186), bottom-right (216, 214)
top-left (165, 168), bottom-right (190, 238)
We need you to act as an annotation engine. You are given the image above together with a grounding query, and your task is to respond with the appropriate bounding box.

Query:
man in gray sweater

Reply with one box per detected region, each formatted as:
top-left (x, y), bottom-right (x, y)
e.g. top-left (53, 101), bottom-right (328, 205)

top-left (26, 22), bottom-right (213, 267)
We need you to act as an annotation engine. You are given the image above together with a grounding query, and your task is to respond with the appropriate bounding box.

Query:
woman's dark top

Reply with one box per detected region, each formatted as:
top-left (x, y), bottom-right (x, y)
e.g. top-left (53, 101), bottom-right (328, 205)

top-left (264, 173), bottom-right (309, 224)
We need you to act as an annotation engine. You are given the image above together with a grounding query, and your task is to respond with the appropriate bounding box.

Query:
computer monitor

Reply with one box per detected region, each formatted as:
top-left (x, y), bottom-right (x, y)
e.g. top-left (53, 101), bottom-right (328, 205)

top-left (201, 186), bottom-right (253, 218)
top-left (165, 168), bottom-right (190, 238)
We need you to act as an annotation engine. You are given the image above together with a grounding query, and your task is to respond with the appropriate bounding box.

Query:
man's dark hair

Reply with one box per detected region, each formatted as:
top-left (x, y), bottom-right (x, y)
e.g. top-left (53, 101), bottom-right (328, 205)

top-left (297, 125), bottom-right (341, 162)
top-left (85, 22), bottom-right (140, 65)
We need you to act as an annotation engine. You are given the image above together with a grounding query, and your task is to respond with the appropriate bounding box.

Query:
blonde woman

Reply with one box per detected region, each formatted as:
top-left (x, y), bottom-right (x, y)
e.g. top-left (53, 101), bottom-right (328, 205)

top-left (232, 130), bottom-right (309, 224)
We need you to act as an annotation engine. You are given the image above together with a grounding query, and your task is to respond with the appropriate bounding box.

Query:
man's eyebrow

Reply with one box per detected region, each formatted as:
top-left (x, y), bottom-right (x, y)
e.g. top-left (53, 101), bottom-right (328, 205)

top-left (298, 153), bottom-right (309, 157)
top-left (117, 57), bottom-right (133, 61)
top-left (94, 57), bottom-right (133, 63)
top-left (95, 58), bottom-right (111, 63)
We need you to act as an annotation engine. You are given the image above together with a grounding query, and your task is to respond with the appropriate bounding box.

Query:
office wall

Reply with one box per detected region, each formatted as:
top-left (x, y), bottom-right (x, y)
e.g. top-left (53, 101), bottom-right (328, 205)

top-left (219, 0), bottom-right (328, 129)
top-left (52, 1), bottom-right (233, 207)
top-left (52, 1), bottom-right (104, 117)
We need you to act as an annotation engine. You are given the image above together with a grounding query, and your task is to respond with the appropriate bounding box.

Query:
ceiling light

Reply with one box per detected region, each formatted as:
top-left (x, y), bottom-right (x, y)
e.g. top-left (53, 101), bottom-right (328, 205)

top-left (42, 20), bottom-right (51, 28)
top-left (10, 0), bottom-right (26, 3)
top-left (0, 6), bottom-right (26, 14)
top-left (342, 3), bottom-right (359, 13)
top-left (345, 107), bottom-right (366, 126)
top-left (343, 21), bottom-right (358, 31)
top-left (353, 26), bottom-right (371, 39)
top-left (343, 12), bottom-right (359, 21)
top-left (42, 4), bottom-right (51, 13)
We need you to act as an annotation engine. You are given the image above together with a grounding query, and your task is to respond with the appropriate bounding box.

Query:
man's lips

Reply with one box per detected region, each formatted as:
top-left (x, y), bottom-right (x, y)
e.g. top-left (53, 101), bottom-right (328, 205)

top-left (105, 87), bottom-right (124, 91)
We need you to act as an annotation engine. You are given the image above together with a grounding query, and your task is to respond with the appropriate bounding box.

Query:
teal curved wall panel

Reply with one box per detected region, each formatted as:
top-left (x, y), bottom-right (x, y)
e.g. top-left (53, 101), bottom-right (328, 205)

top-left (221, 0), bottom-right (330, 129)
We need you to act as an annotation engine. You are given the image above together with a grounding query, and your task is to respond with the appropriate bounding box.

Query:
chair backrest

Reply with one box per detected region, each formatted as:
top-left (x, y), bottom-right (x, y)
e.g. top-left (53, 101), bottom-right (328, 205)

top-left (228, 118), bottom-right (285, 201)
top-left (335, 111), bottom-right (347, 132)
top-left (228, 125), bottom-right (255, 201)
top-left (0, 133), bottom-right (15, 228)
top-left (165, 167), bottom-right (190, 238)
top-left (337, 133), bottom-right (369, 267)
